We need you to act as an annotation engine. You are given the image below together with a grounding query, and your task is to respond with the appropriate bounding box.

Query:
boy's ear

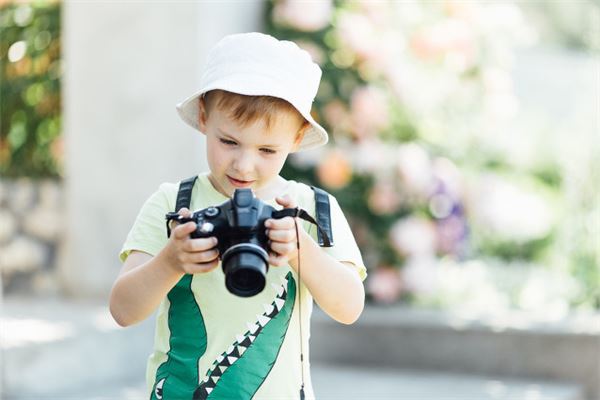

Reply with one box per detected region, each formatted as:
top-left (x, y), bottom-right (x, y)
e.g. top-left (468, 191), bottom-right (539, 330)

top-left (292, 122), bottom-right (309, 152)
top-left (197, 96), bottom-right (208, 133)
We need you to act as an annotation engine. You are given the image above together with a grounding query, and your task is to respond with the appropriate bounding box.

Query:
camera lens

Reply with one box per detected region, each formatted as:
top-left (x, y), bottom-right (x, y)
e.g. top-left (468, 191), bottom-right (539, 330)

top-left (222, 244), bottom-right (268, 297)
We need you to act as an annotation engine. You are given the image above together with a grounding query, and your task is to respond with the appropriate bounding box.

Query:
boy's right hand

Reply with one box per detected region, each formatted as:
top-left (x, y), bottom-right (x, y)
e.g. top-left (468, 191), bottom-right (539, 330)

top-left (163, 208), bottom-right (220, 275)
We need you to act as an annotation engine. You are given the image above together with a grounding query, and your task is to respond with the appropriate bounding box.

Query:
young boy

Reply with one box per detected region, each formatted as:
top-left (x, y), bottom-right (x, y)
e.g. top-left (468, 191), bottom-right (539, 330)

top-left (109, 32), bottom-right (366, 400)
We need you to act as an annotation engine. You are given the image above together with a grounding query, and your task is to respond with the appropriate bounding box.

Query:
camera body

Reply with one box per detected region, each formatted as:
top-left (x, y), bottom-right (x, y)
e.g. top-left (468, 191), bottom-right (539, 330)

top-left (170, 188), bottom-right (293, 297)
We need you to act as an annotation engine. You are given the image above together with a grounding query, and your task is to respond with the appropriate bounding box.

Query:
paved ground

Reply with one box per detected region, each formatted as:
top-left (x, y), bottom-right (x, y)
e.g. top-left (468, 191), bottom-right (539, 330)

top-left (1, 297), bottom-right (586, 400)
top-left (49, 364), bottom-right (582, 400)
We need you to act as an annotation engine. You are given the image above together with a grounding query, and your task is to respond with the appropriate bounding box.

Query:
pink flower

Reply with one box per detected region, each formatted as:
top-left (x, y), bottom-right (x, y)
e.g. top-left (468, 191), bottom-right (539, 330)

top-left (273, 0), bottom-right (333, 32)
top-left (368, 180), bottom-right (401, 215)
top-left (367, 266), bottom-right (402, 304)
top-left (350, 86), bottom-right (390, 140)
top-left (323, 100), bottom-right (352, 137)
top-left (336, 12), bottom-right (378, 61)
top-left (409, 19), bottom-right (476, 71)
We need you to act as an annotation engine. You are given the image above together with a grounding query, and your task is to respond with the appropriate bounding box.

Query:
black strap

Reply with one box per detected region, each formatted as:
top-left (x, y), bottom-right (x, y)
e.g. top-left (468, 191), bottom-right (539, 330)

top-left (166, 175), bottom-right (197, 237)
top-left (272, 208), bottom-right (332, 247)
top-left (310, 186), bottom-right (334, 247)
top-left (175, 175), bottom-right (198, 212)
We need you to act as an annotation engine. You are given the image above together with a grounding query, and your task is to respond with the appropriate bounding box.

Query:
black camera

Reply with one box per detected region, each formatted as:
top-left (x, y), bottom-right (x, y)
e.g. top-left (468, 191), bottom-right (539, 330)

top-left (166, 189), bottom-right (299, 297)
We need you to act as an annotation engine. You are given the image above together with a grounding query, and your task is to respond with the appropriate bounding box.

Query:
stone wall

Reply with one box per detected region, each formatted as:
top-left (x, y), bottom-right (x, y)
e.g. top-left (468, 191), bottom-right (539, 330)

top-left (0, 178), bottom-right (63, 296)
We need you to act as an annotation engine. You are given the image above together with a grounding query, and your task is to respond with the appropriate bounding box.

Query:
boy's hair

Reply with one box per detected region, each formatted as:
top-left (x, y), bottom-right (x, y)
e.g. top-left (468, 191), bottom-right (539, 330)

top-left (202, 89), bottom-right (310, 134)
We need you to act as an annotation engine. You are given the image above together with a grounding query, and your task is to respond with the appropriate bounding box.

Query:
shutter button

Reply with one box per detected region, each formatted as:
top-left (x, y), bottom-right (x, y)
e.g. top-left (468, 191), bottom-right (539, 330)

top-left (200, 222), bottom-right (214, 234)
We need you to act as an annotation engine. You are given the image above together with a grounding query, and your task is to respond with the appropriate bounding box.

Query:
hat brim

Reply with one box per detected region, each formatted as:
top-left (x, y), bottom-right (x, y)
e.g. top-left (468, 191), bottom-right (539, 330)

top-left (175, 79), bottom-right (328, 152)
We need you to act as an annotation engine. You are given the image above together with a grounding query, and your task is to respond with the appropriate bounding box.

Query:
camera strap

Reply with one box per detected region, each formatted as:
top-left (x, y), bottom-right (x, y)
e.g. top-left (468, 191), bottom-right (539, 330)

top-left (272, 207), bottom-right (333, 247)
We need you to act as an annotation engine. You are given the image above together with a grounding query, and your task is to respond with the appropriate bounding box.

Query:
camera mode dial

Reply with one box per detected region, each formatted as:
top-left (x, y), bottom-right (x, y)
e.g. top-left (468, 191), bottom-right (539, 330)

top-left (205, 207), bottom-right (220, 217)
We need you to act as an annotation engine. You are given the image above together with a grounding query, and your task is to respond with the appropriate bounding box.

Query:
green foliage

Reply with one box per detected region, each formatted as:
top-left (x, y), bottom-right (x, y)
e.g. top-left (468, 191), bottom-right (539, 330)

top-left (0, 3), bottom-right (62, 178)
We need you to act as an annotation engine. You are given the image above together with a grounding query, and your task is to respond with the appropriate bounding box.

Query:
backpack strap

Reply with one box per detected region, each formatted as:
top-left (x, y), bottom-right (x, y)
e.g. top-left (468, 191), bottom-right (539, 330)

top-left (310, 186), bottom-right (334, 247)
top-left (175, 175), bottom-right (198, 212)
top-left (166, 175), bottom-right (198, 238)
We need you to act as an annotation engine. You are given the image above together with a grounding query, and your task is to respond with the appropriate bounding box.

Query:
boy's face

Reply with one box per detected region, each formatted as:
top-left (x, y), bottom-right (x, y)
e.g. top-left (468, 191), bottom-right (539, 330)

top-left (198, 100), bottom-right (305, 198)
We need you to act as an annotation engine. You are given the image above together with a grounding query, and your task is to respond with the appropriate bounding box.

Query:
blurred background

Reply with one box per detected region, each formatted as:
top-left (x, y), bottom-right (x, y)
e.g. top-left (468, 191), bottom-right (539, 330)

top-left (0, 1), bottom-right (598, 399)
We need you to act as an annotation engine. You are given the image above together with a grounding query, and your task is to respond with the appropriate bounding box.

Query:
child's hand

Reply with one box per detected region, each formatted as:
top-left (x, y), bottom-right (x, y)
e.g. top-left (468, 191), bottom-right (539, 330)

top-left (164, 208), bottom-right (220, 275)
top-left (265, 195), bottom-right (301, 267)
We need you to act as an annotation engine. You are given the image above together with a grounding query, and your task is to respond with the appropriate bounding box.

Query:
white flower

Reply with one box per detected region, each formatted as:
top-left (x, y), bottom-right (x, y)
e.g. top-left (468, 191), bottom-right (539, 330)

top-left (390, 216), bottom-right (437, 258)
top-left (401, 256), bottom-right (438, 295)
top-left (468, 174), bottom-right (556, 242)
top-left (396, 143), bottom-right (435, 200)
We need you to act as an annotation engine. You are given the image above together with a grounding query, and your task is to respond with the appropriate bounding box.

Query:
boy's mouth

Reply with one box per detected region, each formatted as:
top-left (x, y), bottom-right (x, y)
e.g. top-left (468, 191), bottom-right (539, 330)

top-left (227, 175), bottom-right (255, 188)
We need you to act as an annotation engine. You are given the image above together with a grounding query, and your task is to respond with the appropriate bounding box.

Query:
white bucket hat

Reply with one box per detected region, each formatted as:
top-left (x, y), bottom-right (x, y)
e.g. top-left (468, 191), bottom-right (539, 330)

top-left (176, 32), bottom-right (328, 152)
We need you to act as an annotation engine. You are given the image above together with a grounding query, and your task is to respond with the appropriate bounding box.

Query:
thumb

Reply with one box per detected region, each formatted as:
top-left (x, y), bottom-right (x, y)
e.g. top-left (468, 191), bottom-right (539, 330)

top-left (276, 194), bottom-right (296, 208)
top-left (173, 220), bottom-right (196, 240)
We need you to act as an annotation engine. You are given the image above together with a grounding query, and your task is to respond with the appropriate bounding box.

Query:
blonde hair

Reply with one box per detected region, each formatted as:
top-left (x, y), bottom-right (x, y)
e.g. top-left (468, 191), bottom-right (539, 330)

top-left (201, 89), bottom-right (309, 134)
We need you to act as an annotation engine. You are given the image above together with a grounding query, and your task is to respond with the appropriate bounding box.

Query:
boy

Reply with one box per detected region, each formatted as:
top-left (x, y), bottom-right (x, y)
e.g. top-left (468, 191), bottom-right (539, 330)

top-left (109, 32), bottom-right (366, 400)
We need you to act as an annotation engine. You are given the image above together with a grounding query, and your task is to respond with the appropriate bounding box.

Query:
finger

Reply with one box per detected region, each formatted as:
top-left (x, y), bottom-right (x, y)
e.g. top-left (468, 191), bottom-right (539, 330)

top-left (177, 207), bottom-right (192, 217)
top-left (184, 259), bottom-right (220, 274)
top-left (269, 241), bottom-right (296, 256)
top-left (173, 221), bottom-right (197, 240)
top-left (267, 228), bottom-right (296, 243)
top-left (268, 252), bottom-right (288, 267)
top-left (183, 237), bottom-right (218, 252)
top-left (184, 248), bottom-right (220, 264)
top-left (265, 216), bottom-right (296, 230)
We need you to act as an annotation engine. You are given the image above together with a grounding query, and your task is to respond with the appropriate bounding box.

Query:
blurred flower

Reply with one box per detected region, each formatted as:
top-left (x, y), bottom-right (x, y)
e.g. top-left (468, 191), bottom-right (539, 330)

top-left (350, 85), bottom-right (390, 140)
top-left (335, 11), bottom-right (379, 62)
top-left (273, 0), bottom-right (333, 32)
top-left (436, 214), bottom-right (469, 257)
top-left (368, 179), bottom-right (401, 215)
top-left (443, 0), bottom-right (478, 21)
top-left (396, 143), bottom-right (435, 200)
top-left (401, 256), bottom-right (438, 295)
top-left (367, 266), bottom-right (403, 304)
top-left (323, 100), bottom-right (352, 137)
top-left (468, 174), bottom-right (556, 242)
top-left (429, 192), bottom-right (454, 219)
top-left (316, 148), bottom-right (353, 189)
top-left (475, 3), bottom-right (533, 44)
top-left (432, 157), bottom-right (463, 201)
top-left (288, 145), bottom-right (325, 168)
top-left (390, 216), bottom-right (437, 258)
top-left (50, 137), bottom-right (64, 164)
top-left (295, 39), bottom-right (326, 65)
top-left (409, 19), bottom-right (476, 71)
top-left (350, 138), bottom-right (394, 174)
top-left (518, 268), bottom-right (578, 318)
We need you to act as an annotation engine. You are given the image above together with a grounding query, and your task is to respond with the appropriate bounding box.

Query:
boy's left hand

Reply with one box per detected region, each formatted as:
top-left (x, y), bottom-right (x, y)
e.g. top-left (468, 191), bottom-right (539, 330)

top-left (265, 195), bottom-right (301, 267)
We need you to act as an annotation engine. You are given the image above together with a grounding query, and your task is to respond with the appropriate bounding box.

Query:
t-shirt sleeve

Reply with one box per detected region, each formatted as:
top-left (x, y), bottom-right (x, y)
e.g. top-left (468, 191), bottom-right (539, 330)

top-left (119, 183), bottom-right (175, 263)
top-left (309, 194), bottom-right (367, 282)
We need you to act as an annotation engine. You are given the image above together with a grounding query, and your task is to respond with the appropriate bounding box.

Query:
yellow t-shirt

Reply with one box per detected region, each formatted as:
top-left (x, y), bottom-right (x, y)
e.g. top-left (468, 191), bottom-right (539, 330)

top-left (119, 172), bottom-right (366, 400)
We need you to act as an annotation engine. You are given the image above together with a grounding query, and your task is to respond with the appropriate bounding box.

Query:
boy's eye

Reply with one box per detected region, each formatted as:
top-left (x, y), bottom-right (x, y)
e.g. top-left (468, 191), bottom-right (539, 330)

top-left (220, 138), bottom-right (237, 146)
top-left (260, 148), bottom-right (276, 154)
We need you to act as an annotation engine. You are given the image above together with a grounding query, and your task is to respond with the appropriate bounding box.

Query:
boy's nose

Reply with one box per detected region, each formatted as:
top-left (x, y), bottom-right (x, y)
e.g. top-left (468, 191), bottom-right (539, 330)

top-left (232, 152), bottom-right (254, 176)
